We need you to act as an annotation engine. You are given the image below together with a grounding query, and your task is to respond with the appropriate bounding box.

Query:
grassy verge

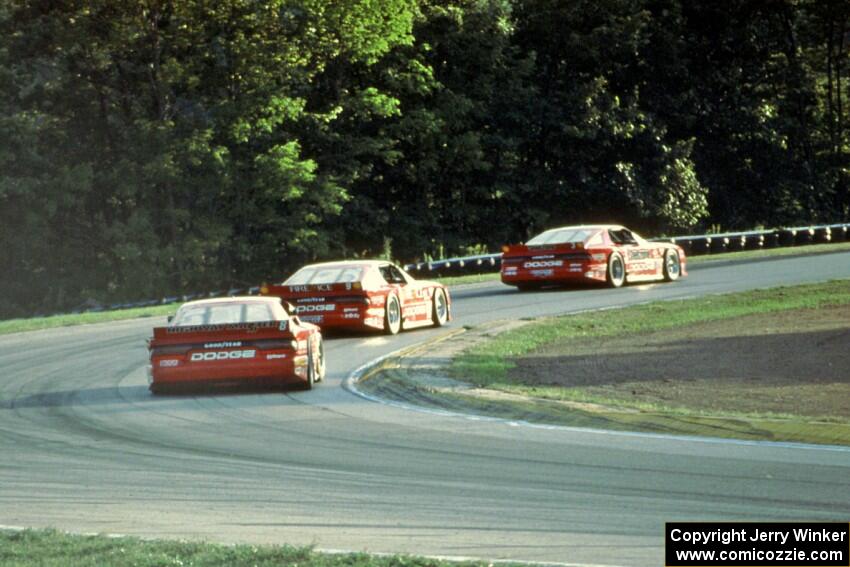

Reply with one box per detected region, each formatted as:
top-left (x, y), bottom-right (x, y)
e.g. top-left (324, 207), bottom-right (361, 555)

top-left (0, 304), bottom-right (174, 336)
top-left (431, 240), bottom-right (850, 287)
top-left (3, 240), bottom-right (850, 337)
top-left (450, 279), bottom-right (850, 445)
top-left (0, 529), bottom-right (526, 567)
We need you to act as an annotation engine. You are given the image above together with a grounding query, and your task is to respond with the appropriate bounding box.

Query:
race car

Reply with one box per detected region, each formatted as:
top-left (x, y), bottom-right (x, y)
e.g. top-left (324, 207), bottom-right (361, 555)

top-left (260, 260), bottom-right (451, 335)
top-left (147, 296), bottom-right (325, 394)
top-left (501, 224), bottom-right (687, 290)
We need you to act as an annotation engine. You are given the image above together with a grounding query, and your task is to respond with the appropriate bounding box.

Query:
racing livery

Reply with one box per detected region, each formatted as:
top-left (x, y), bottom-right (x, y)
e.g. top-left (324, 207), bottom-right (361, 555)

top-left (261, 260), bottom-right (451, 335)
top-left (501, 225), bottom-right (687, 290)
top-left (147, 296), bottom-right (324, 393)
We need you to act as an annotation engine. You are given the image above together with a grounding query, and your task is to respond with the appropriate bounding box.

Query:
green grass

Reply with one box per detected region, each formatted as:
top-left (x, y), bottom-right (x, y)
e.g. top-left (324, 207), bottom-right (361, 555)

top-left (3, 240), bottom-right (850, 336)
top-left (431, 240), bottom-right (850, 287)
top-left (0, 529), bottom-right (527, 567)
top-left (453, 279), bottom-right (850, 386)
top-left (0, 304), bottom-right (174, 336)
top-left (447, 279), bottom-right (850, 445)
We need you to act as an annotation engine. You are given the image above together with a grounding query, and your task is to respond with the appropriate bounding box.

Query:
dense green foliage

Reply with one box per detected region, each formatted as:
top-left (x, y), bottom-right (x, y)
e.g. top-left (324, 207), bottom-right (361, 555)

top-left (1, 0), bottom-right (847, 317)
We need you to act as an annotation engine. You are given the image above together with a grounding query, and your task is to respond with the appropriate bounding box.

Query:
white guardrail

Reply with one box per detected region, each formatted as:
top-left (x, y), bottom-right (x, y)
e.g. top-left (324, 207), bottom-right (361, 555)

top-left (73, 222), bottom-right (850, 314)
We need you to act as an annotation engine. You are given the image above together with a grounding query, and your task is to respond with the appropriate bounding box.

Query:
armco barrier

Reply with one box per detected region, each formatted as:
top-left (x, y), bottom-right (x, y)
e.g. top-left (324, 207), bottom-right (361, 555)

top-left (64, 222), bottom-right (849, 314)
top-left (403, 222), bottom-right (850, 279)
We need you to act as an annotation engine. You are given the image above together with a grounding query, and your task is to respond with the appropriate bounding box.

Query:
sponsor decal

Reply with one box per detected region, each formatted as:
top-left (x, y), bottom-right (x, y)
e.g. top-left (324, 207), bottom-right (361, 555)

top-left (343, 307), bottom-right (359, 313)
top-left (300, 315), bottom-right (323, 323)
top-left (296, 297), bottom-right (326, 303)
top-left (295, 304), bottom-right (335, 313)
top-left (190, 350), bottom-right (256, 362)
top-left (343, 313), bottom-right (361, 319)
top-left (524, 260), bottom-right (563, 268)
top-left (592, 253), bottom-right (606, 261)
top-left (531, 269), bottom-right (554, 277)
top-left (158, 359), bottom-right (179, 367)
top-left (266, 354), bottom-right (287, 360)
top-left (167, 322), bottom-right (275, 333)
top-left (203, 341), bottom-right (242, 349)
top-left (531, 255), bottom-right (555, 259)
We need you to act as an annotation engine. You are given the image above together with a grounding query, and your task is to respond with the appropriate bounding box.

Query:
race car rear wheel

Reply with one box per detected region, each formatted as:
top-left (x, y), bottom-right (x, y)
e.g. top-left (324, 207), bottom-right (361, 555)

top-left (607, 253), bottom-right (625, 288)
top-left (432, 288), bottom-right (448, 326)
top-left (663, 249), bottom-right (681, 282)
top-left (305, 340), bottom-right (316, 390)
top-left (384, 294), bottom-right (401, 335)
top-left (314, 335), bottom-right (326, 382)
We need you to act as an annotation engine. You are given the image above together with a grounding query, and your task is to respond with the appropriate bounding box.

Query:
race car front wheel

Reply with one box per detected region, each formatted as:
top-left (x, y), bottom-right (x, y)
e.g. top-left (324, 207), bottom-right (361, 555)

top-left (607, 253), bottom-right (625, 288)
top-left (663, 249), bottom-right (681, 281)
top-left (432, 288), bottom-right (448, 326)
top-left (384, 294), bottom-right (401, 335)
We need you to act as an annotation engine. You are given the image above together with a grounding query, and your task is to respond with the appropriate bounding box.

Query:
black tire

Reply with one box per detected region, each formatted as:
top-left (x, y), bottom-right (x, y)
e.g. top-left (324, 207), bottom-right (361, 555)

top-left (662, 249), bottom-right (681, 282)
top-left (384, 294), bottom-right (401, 335)
top-left (431, 288), bottom-right (448, 326)
top-left (304, 340), bottom-right (315, 390)
top-left (314, 335), bottom-right (326, 382)
top-left (607, 253), bottom-right (625, 288)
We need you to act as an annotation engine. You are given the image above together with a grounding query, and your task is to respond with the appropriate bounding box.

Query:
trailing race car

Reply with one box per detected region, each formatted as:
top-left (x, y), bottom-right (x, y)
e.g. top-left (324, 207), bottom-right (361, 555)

top-left (260, 260), bottom-right (451, 335)
top-left (501, 224), bottom-right (687, 290)
top-left (147, 296), bottom-right (324, 394)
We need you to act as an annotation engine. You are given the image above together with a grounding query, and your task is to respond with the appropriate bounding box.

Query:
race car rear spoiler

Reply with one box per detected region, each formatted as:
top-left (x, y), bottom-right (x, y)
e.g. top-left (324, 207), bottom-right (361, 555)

top-left (261, 282), bottom-right (365, 296)
top-left (151, 320), bottom-right (295, 344)
top-left (501, 242), bottom-right (589, 258)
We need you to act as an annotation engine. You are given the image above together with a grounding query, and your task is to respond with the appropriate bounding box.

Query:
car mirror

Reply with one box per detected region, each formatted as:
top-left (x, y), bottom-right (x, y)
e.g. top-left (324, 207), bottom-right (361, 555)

top-left (166, 314), bottom-right (174, 323)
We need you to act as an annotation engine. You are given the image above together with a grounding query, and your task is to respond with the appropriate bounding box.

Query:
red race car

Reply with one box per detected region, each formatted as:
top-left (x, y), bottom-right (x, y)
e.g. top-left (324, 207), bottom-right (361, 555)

top-left (147, 296), bottom-right (325, 394)
top-left (501, 224), bottom-right (687, 290)
top-left (261, 260), bottom-right (451, 335)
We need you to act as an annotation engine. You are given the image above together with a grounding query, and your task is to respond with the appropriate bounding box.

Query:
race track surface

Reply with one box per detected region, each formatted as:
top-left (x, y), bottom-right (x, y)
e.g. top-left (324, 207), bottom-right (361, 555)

top-left (2, 252), bottom-right (850, 566)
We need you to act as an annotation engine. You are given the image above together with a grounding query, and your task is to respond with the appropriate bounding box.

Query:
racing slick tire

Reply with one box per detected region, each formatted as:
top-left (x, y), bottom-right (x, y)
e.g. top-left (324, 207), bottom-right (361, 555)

top-left (431, 288), bottom-right (449, 327)
top-left (663, 249), bottom-right (681, 282)
top-left (314, 335), bottom-right (326, 382)
top-left (305, 339), bottom-right (318, 390)
top-left (384, 294), bottom-right (402, 335)
top-left (607, 253), bottom-right (626, 288)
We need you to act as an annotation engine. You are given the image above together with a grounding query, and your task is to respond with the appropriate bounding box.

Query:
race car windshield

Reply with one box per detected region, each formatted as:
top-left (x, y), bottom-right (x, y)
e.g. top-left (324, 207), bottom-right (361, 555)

top-left (171, 302), bottom-right (275, 326)
top-left (285, 266), bottom-right (365, 285)
top-left (527, 228), bottom-right (595, 246)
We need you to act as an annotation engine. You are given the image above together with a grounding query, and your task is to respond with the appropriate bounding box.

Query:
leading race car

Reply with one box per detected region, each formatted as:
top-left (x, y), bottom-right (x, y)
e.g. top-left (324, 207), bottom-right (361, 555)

top-left (260, 260), bottom-right (451, 335)
top-left (501, 224), bottom-right (687, 290)
top-left (147, 296), bottom-right (325, 394)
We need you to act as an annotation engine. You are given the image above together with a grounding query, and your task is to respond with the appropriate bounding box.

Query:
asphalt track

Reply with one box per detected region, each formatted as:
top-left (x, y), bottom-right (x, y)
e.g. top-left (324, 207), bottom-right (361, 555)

top-left (2, 252), bottom-right (849, 566)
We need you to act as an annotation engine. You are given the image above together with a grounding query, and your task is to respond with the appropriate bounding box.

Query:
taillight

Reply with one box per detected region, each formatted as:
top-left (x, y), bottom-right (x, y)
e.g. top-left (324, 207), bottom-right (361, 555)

top-left (253, 339), bottom-right (298, 350)
top-left (150, 344), bottom-right (192, 356)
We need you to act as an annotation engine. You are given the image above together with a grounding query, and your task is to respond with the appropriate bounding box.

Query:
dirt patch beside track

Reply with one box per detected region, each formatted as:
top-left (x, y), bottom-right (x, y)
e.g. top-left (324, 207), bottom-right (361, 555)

top-left (512, 305), bottom-right (850, 419)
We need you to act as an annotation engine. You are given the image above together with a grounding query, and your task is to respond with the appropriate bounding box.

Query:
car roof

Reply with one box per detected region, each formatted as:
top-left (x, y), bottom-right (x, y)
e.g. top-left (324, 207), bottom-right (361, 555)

top-left (296, 260), bottom-right (393, 270)
top-left (179, 296), bottom-right (281, 308)
top-left (537, 224), bottom-right (624, 233)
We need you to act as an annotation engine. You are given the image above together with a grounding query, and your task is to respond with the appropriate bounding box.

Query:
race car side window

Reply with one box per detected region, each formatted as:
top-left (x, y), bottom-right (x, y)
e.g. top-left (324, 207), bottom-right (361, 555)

top-left (379, 265), bottom-right (407, 285)
top-left (609, 229), bottom-right (634, 244)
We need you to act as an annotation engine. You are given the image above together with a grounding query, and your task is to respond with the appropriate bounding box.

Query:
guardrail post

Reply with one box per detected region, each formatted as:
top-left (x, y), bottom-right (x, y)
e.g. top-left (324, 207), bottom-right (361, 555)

top-left (795, 227), bottom-right (815, 245)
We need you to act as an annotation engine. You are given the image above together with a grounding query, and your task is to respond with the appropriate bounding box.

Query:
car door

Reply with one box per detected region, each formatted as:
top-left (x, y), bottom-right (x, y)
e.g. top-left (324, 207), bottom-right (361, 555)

top-left (610, 228), bottom-right (656, 279)
top-left (382, 264), bottom-right (430, 324)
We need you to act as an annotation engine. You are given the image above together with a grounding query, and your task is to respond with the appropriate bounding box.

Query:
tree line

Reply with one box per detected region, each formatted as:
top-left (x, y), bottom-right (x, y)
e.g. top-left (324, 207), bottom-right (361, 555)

top-left (1, 0), bottom-right (847, 317)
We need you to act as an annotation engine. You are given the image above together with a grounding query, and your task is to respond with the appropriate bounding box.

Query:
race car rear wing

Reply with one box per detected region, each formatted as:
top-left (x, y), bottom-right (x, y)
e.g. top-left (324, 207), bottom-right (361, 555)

top-left (150, 320), bottom-right (296, 347)
top-left (501, 242), bottom-right (591, 260)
